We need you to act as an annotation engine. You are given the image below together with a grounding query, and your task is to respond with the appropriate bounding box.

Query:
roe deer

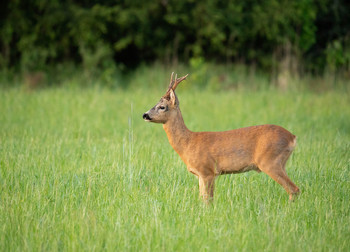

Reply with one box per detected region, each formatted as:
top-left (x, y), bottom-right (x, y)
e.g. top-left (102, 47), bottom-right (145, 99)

top-left (143, 73), bottom-right (300, 203)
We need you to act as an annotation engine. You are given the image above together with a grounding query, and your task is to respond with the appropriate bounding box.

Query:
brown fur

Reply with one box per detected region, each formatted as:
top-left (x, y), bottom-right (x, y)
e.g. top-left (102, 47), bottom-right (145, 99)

top-left (143, 73), bottom-right (300, 203)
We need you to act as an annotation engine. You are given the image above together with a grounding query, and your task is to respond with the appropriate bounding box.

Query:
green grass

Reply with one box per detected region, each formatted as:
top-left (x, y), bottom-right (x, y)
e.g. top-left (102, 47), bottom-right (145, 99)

top-left (0, 82), bottom-right (349, 251)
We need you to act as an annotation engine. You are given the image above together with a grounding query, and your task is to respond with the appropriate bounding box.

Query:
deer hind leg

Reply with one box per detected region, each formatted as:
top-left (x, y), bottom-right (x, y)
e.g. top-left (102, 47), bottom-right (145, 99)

top-left (198, 176), bottom-right (215, 204)
top-left (259, 152), bottom-right (300, 200)
top-left (264, 167), bottom-right (300, 200)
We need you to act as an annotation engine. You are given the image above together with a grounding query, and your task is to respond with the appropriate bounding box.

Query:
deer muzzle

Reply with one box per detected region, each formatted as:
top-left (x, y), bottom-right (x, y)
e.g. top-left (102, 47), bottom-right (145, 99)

top-left (143, 113), bottom-right (152, 121)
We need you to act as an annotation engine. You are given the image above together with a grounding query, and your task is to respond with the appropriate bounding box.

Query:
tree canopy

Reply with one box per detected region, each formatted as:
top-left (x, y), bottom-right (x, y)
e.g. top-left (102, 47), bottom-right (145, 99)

top-left (1, 0), bottom-right (349, 75)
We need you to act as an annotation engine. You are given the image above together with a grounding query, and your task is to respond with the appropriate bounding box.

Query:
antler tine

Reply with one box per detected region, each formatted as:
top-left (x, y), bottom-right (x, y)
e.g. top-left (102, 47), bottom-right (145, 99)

top-left (172, 74), bottom-right (189, 91)
top-left (167, 72), bottom-right (175, 90)
top-left (174, 74), bottom-right (178, 88)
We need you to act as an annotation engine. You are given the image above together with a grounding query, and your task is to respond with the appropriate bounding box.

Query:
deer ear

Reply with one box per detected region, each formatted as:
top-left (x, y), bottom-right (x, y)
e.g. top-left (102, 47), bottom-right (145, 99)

top-left (169, 89), bottom-right (177, 106)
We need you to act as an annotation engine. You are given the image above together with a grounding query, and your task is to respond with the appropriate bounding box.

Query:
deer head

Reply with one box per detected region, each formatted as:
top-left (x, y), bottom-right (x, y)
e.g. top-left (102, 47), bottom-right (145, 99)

top-left (143, 72), bottom-right (189, 124)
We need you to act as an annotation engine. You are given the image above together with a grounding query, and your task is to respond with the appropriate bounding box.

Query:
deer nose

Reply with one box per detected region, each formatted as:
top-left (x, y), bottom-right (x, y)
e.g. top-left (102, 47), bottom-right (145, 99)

top-left (143, 113), bottom-right (151, 120)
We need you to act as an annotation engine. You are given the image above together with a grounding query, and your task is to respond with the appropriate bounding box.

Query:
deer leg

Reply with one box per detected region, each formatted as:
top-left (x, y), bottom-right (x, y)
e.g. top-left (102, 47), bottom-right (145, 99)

top-left (261, 164), bottom-right (300, 201)
top-left (198, 176), bottom-right (215, 204)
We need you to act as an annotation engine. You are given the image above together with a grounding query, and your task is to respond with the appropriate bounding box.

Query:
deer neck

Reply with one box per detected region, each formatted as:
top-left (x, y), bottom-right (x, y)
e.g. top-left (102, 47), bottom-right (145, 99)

top-left (163, 108), bottom-right (192, 155)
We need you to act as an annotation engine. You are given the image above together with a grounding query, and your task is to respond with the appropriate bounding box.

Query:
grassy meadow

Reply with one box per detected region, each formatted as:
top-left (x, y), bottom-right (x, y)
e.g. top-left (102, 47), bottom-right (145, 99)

top-left (0, 71), bottom-right (349, 251)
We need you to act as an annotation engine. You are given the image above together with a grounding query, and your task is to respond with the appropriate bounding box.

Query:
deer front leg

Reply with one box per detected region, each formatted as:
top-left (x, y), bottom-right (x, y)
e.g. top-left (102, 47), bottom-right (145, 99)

top-left (198, 176), bottom-right (215, 204)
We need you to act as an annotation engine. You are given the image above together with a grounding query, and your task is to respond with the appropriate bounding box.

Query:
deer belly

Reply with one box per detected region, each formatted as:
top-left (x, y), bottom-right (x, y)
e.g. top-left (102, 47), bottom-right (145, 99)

top-left (219, 164), bottom-right (260, 174)
top-left (215, 154), bottom-right (259, 174)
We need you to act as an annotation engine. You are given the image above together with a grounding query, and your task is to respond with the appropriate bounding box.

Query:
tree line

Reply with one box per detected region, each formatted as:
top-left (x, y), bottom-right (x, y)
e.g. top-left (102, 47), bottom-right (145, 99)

top-left (1, 0), bottom-right (349, 77)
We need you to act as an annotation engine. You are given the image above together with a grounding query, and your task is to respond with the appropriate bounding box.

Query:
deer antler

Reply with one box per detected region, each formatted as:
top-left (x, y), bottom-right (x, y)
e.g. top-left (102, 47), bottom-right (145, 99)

top-left (167, 72), bottom-right (175, 91)
top-left (167, 72), bottom-right (189, 92)
top-left (172, 74), bottom-right (188, 90)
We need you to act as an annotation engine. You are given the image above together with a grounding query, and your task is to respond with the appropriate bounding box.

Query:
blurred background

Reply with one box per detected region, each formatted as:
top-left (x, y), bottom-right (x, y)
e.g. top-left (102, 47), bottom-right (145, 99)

top-left (1, 2), bottom-right (350, 251)
top-left (0, 0), bottom-right (349, 89)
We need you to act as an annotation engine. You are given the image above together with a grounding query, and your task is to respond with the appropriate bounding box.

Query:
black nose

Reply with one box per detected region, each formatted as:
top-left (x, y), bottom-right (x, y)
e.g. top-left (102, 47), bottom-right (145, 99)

top-left (143, 113), bottom-right (151, 120)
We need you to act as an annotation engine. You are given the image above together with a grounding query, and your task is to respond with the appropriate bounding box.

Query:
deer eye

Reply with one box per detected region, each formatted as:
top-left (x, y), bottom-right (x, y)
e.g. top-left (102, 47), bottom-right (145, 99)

top-left (159, 106), bottom-right (165, 110)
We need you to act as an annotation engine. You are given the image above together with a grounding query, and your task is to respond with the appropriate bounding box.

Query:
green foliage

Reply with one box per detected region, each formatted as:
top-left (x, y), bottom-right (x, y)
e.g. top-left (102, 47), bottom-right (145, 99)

top-left (0, 0), bottom-right (349, 75)
top-left (326, 38), bottom-right (350, 74)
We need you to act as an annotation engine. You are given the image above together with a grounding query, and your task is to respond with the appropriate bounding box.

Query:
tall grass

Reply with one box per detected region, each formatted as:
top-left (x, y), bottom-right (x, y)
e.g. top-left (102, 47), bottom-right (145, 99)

top-left (0, 76), bottom-right (349, 251)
